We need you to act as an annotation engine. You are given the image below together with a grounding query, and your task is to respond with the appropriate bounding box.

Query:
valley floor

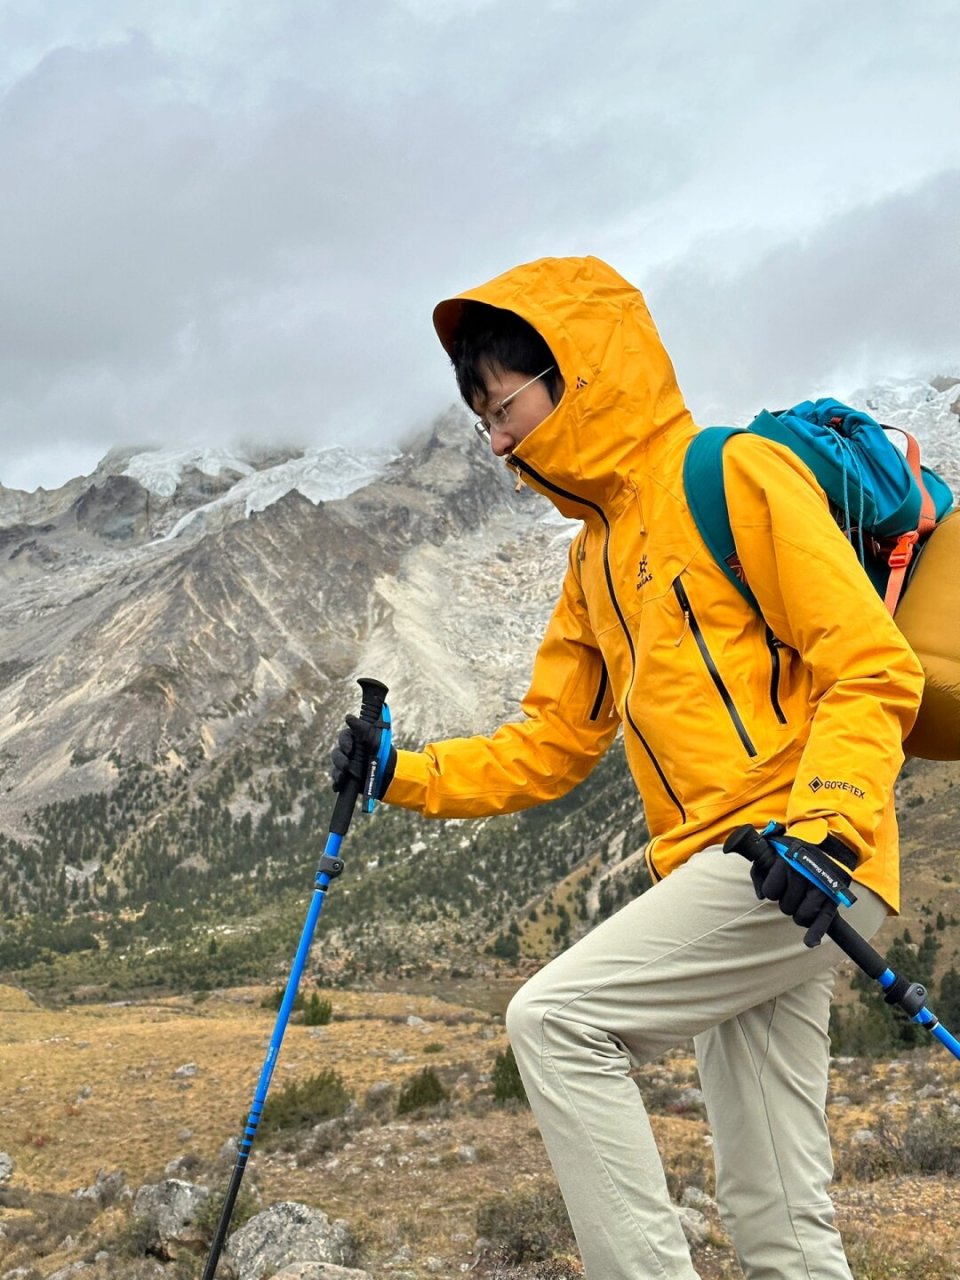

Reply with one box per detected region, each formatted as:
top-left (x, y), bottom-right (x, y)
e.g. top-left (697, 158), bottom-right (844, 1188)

top-left (1, 983), bottom-right (958, 1279)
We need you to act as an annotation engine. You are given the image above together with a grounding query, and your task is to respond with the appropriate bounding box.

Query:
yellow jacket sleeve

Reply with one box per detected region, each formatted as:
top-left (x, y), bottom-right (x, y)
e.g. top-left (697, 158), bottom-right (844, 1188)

top-left (724, 434), bottom-right (925, 863)
top-left (384, 544), bottom-right (620, 818)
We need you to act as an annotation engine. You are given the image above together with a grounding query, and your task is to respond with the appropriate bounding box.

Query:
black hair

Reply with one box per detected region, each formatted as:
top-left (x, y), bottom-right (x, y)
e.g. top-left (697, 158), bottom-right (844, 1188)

top-left (450, 301), bottom-right (563, 411)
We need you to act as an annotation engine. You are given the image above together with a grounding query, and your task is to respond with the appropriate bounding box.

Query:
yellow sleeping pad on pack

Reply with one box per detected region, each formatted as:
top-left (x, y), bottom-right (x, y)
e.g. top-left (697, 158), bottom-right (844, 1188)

top-left (897, 509), bottom-right (960, 760)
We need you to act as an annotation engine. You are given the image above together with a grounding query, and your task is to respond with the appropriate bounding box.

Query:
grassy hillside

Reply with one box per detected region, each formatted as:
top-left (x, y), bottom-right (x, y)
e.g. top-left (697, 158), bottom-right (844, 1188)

top-left (2, 733), bottom-right (959, 1022)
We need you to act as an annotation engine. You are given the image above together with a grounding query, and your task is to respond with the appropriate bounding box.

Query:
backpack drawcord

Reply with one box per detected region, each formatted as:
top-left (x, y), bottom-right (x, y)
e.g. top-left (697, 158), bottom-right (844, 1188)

top-left (835, 427), bottom-right (868, 566)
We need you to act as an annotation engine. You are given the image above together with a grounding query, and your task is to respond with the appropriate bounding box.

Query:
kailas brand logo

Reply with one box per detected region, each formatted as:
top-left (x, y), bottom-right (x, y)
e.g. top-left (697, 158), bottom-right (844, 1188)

top-left (575, 376), bottom-right (589, 389)
top-left (636, 555), bottom-right (653, 589)
top-left (808, 776), bottom-right (866, 799)
top-left (728, 552), bottom-right (747, 585)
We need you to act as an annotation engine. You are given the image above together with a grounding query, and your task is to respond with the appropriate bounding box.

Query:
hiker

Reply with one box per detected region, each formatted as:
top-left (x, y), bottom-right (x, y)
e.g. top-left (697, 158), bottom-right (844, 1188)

top-left (332, 256), bottom-right (925, 1279)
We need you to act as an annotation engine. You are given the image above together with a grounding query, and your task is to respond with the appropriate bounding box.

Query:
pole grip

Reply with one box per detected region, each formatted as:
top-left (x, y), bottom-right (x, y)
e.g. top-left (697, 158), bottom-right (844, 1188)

top-left (329, 677), bottom-right (389, 837)
top-left (357, 677), bottom-right (389, 724)
top-left (723, 823), bottom-right (777, 874)
top-left (726, 825), bottom-right (960, 1061)
top-left (824, 915), bottom-right (887, 980)
top-left (724, 823), bottom-right (886, 978)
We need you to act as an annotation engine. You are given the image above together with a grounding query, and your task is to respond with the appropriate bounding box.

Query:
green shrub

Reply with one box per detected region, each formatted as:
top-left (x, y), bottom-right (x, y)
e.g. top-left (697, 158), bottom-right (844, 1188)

top-left (938, 966), bottom-right (960, 1028)
top-left (302, 993), bottom-right (333, 1026)
top-left (115, 1211), bottom-right (157, 1259)
top-left (260, 988), bottom-right (331, 1024)
top-left (491, 931), bottom-right (520, 960)
top-left (261, 985), bottom-right (304, 1011)
top-left (829, 1002), bottom-right (898, 1057)
top-left (193, 1180), bottom-right (259, 1244)
top-left (846, 1232), bottom-right (956, 1279)
top-left (0, 1186), bottom-right (98, 1255)
top-left (900, 1104), bottom-right (960, 1174)
top-left (475, 1181), bottom-right (575, 1264)
top-left (258, 1068), bottom-right (352, 1139)
top-left (843, 1104), bottom-right (960, 1181)
top-left (396, 1066), bottom-right (448, 1116)
top-left (492, 1044), bottom-right (529, 1106)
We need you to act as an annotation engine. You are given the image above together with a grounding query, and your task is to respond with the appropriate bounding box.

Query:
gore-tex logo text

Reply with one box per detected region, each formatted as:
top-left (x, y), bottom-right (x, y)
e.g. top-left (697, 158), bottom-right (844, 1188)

top-left (809, 776), bottom-right (866, 800)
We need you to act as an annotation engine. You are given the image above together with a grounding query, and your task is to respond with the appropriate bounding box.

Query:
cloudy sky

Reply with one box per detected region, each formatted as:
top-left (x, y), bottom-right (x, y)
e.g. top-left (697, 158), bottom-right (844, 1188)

top-left (1, 0), bottom-right (958, 490)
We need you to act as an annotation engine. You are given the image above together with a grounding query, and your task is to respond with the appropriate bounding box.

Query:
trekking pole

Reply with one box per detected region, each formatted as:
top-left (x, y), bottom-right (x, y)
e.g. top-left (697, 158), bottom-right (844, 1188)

top-left (725, 823), bottom-right (960, 1062)
top-left (201, 677), bottom-right (391, 1280)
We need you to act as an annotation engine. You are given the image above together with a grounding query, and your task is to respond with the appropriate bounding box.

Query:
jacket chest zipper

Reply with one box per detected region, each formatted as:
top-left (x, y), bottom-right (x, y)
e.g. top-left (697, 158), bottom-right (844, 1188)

top-left (511, 457), bottom-right (686, 835)
top-left (672, 577), bottom-right (758, 759)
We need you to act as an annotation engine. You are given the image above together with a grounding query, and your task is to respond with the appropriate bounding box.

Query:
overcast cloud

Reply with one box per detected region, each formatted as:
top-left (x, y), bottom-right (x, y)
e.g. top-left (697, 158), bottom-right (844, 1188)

top-left (0, 0), bottom-right (957, 490)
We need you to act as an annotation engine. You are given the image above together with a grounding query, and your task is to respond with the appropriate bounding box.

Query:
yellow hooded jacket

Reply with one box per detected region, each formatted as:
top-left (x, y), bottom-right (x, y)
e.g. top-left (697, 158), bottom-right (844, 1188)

top-left (386, 256), bottom-right (924, 910)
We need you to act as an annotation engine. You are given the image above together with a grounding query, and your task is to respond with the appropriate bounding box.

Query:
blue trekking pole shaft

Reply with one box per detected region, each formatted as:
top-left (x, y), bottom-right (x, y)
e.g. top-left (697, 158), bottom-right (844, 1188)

top-left (201, 676), bottom-right (389, 1280)
top-left (725, 824), bottom-right (960, 1062)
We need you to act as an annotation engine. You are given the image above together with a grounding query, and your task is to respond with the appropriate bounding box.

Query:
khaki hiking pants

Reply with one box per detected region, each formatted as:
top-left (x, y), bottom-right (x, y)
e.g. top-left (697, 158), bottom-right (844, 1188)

top-left (505, 844), bottom-right (888, 1280)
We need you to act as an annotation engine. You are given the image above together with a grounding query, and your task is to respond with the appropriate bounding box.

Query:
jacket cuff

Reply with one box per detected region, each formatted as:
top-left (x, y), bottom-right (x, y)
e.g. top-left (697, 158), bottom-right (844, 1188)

top-left (382, 748), bottom-right (429, 811)
top-left (819, 832), bottom-right (859, 871)
top-left (380, 747), bottom-right (397, 797)
top-left (784, 817), bottom-right (829, 848)
top-left (787, 818), bottom-right (860, 868)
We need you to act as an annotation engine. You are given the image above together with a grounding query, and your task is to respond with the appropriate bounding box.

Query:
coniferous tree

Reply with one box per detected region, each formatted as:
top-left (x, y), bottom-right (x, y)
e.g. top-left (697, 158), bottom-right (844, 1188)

top-left (938, 967), bottom-right (960, 1030)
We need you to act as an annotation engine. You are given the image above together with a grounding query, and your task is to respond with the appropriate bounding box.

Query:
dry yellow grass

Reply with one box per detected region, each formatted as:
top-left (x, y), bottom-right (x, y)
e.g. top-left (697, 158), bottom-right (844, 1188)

top-left (2, 981), bottom-right (960, 1280)
top-left (0, 983), bottom-right (495, 1196)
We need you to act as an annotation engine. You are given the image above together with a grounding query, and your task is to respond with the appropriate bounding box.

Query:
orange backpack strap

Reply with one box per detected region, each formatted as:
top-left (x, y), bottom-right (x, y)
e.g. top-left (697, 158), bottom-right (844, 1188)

top-left (882, 427), bottom-right (938, 615)
top-left (883, 531), bottom-right (919, 614)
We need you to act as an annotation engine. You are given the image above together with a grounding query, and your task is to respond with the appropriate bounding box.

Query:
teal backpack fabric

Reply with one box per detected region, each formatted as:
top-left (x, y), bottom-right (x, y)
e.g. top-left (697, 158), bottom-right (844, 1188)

top-left (683, 398), bottom-right (955, 612)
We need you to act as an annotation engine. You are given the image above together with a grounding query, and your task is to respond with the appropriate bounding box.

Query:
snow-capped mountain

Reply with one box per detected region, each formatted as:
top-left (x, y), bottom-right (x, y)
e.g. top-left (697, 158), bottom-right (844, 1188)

top-left (122, 444), bottom-right (398, 540)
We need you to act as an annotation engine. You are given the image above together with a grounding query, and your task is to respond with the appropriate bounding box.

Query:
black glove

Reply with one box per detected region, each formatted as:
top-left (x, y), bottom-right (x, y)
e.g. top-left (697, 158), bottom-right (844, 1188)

top-left (752, 829), bottom-right (858, 949)
top-left (330, 714), bottom-right (396, 799)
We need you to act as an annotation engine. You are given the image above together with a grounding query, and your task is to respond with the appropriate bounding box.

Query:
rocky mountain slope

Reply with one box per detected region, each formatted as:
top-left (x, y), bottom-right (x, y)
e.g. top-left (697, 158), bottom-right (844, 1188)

top-left (0, 380), bottom-right (958, 990)
top-left (0, 411), bottom-right (576, 823)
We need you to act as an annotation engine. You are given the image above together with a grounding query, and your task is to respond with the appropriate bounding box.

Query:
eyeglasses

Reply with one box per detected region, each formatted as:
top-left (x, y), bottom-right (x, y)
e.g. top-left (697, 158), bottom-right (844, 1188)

top-left (473, 366), bottom-right (556, 443)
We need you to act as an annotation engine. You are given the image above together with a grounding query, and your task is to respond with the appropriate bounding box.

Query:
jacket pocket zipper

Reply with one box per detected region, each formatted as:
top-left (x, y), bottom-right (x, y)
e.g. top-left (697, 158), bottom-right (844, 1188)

top-left (672, 577), bottom-right (758, 758)
top-left (589, 663), bottom-right (609, 721)
top-left (766, 628), bottom-right (788, 725)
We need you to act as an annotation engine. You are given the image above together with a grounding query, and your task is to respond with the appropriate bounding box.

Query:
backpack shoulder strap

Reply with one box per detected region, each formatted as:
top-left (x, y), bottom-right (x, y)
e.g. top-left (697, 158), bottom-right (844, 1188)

top-left (683, 427), bottom-right (760, 613)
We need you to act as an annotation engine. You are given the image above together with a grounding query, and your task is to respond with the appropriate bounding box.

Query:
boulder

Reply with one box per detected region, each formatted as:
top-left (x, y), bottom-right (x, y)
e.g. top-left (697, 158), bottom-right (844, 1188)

top-left (73, 1167), bottom-right (127, 1207)
top-left (132, 1177), bottom-right (211, 1256)
top-left (680, 1185), bottom-right (716, 1213)
top-left (224, 1202), bottom-right (356, 1279)
top-left (307, 1101), bottom-right (360, 1157)
top-left (219, 1135), bottom-right (241, 1164)
top-left (676, 1205), bottom-right (710, 1247)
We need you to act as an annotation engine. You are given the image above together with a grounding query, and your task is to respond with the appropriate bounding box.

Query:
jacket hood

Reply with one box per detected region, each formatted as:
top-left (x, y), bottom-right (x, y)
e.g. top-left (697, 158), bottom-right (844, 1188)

top-left (433, 255), bottom-right (699, 515)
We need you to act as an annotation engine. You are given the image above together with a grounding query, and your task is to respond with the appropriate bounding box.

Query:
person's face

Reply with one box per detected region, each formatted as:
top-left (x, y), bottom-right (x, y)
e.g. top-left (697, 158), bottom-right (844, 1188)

top-left (472, 363), bottom-right (562, 457)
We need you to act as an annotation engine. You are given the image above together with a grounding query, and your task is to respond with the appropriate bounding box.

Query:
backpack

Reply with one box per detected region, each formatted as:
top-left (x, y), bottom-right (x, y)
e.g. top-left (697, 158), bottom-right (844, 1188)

top-left (683, 398), bottom-right (958, 760)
